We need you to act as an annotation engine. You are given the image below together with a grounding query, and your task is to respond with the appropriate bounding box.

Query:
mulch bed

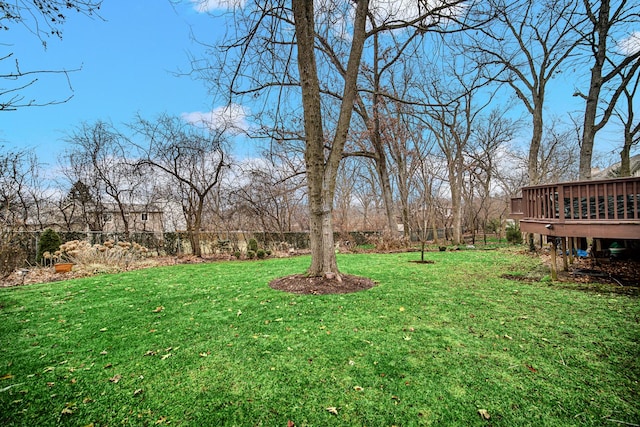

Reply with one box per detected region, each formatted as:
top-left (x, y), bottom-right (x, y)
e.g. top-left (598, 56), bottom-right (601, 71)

top-left (269, 274), bottom-right (377, 295)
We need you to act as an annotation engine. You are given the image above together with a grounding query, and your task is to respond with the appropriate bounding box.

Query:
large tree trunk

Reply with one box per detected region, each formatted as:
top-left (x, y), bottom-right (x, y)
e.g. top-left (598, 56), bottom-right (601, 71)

top-left (528, 102), bottom-right (544, 185)
top-left (292, 0), bottom-right (368, 279)
top-left (620, 141), bottom-right (632, 177)
top-left (580, 62), bottom-right (603, 180)
top-left (579, 0), bottom-right (609, 180)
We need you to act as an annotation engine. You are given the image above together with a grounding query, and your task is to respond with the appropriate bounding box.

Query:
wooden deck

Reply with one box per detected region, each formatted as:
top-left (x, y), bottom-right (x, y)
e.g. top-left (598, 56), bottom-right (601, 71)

top-left (510, 177), bottom-right (640, 239)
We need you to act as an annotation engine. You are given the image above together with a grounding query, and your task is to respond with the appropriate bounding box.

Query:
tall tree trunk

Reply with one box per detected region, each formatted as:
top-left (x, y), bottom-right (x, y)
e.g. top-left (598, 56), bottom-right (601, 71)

top-left (620, 142), bottom-right (631, 177)
top-left (373, 151), bottom-right (397, 234)
top-left (580, 62), bottom-right (603, 180)
top-left (398, 175), bottom-right (410, 241)
top-left (292, 0), bottom-right (369, 278)
top-left (579, 0), bottom-right (609, 180)
top-left (528, 102), bottom-right (544, 184)
top-left (448, 161), bottom-right (464, 245)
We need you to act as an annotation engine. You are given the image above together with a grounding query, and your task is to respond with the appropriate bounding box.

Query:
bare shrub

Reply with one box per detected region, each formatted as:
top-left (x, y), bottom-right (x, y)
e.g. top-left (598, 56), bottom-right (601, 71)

top-left (367, 233), bottom-right (408, 252)
top-left (57, 239), bottom-right (150, 272)
top-left (0, 239), bottom-right (25, 278)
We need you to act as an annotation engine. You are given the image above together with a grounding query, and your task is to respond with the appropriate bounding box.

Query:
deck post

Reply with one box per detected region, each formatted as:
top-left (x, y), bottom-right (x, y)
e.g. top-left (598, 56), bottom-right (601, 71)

top-left (568, 237), bottom-right (575, 265)
top-left (561, 237), bottom-right (568, 271)
top-left (550, 238), bottom-right (558, 281)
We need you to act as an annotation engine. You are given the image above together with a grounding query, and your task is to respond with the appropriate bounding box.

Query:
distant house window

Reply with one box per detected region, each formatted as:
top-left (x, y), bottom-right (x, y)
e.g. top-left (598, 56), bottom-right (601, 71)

top-left (141, 213), bottom-right (148, 221)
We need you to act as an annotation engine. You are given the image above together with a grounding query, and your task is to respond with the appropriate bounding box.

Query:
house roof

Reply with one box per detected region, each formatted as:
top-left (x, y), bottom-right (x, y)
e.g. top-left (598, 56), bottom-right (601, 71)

top-left (591, 154), bottom-right (640, 179)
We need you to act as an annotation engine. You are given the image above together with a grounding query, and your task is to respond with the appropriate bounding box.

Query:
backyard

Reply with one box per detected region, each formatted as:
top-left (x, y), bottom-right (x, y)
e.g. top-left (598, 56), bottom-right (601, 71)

top-left (0, 249), bottom-right (638, 426)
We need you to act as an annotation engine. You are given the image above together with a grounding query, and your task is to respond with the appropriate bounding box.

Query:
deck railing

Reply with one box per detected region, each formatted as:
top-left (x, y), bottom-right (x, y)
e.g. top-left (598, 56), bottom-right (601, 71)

top-left (511, 177), bottom-right (640, 221)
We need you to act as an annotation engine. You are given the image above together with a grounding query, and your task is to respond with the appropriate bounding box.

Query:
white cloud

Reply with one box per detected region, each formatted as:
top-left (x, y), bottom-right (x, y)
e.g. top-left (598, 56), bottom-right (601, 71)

top-left (190, 0), bottom-right (245, 13)
top-left (182, 104), bottom-right (250, 134)
top-left (618, 31), bottom-right (640, 56)
top-left (369, 0), bottom-right (466, 26)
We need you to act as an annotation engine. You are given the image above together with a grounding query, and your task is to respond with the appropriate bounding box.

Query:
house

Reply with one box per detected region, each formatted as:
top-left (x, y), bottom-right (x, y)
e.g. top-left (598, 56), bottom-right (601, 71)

top-left (26, 202), bottom-right (165, 236)
top-left (99, 203), bottom-right (164, 234)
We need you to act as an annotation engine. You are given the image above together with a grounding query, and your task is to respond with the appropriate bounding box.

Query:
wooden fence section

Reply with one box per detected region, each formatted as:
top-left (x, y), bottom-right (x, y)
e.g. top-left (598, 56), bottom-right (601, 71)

top-left (510, 177), bottom-right (640, 239)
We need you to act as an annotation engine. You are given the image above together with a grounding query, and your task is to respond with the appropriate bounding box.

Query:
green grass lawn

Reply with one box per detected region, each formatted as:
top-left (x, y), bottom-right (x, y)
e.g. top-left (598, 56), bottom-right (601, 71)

top-left (1, 250), bottom-right (638, 426)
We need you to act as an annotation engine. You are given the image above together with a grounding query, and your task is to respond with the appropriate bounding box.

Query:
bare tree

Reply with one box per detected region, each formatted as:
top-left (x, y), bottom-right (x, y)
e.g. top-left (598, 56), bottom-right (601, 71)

top-left (232, 156), bottom-right (306, 238)
top-left (0, 0), bottom-right (102, 110)
top-left (466, 0), bottom-right (581, 184)
top-left (64, 121), bottom-right (141, 237)
top-left (56, 179), bottom-right (96, 232)
top-left (410, 146), bottom-right (448, 245)
top-left (615, 71), bottom-right (640, 176)
top-left (131, 114), bottom-right (229, 257)
top-left (351, 157), bottom-right (385, 231)
top-left (537, 118), bottom-right (581, 183)
top-left (0, 145), bottom-right (39, 229)
top-left (417, 60), bottom-right (494, 245)
top-left (343, 26), bottom-right (424, 235)
top-left (574, 0), bottom-right (640, 179)
top-left (206, 0), bottom-right (473, 280)
top-left (465, 108), bottom-right (519, 244)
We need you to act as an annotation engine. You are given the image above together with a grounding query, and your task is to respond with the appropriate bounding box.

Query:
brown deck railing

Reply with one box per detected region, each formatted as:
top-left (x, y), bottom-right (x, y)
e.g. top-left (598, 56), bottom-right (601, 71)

top-left (510, 177), bottom-right (640, 239)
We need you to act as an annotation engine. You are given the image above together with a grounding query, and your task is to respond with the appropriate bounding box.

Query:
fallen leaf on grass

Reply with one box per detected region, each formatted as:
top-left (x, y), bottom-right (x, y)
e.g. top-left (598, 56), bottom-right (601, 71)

top-left (99, 328), bottom-right (107, 332)
top-left (478, 409), bottom-right (490, 420)
top-left (100, 351), bottom-right (108, 355)
top-left (353, 386), bottom-right (364, 391)
top-left (504, 334), bottom-right (513, 340)
top-left (144, 350), bottom-right (157, 356)
top-left (326, 407), bottom-right (339, 415)
top-left (133, 388), bottom-right (143, 396)
top-left (61, 402), bottom-right (76, 415)
top-left (43, 366), bottom-right (55, 373)
top-left (287, 421), bottom-right (295, 427)
top-left (161, 353), bottom-right (172, 360)
top-left (155, 416), bottom-right (168, 425)
top-left (152, 306), bottom-right (164, 313)
top-left (0, 373), bottom-right (13, 380)
top-left (109, 374), bottom-right (121, 383)
top-left (526, 364), bottom-right (538, 373)
top-left (0, 383), bottom-right (24, 392)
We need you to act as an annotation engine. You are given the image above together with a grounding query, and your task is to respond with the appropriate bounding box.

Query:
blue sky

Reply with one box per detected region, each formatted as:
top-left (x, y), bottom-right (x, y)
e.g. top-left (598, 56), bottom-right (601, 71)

top-left (0, 1), bottom-right (252, 165)
top-left (0, 1), bottom-right (636, 172)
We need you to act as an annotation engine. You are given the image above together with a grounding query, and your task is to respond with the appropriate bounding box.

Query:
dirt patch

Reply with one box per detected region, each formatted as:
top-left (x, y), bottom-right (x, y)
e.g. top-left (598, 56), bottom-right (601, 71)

top-left (500, 273), bottom-right (540, 282)
top-left (408, 260), bottom-right (435, 264)
top-left (502, 256), bottom-right (640, 296)
top-left (269, 274), bottom-right (377, 295)
top-left (0, 255), bottom-right (234, 288)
